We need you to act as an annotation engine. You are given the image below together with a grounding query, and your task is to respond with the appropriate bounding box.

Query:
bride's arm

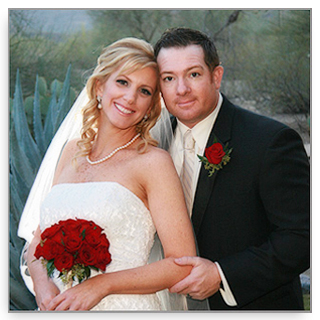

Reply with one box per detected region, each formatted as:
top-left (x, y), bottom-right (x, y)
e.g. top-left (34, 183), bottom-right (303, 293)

top-left (47, 149), bottom-right (196, 311)
top-left (26, 226), bottom-right (60, 310)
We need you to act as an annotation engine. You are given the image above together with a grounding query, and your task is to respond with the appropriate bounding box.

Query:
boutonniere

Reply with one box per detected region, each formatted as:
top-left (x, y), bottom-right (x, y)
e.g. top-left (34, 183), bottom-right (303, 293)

top-left (197, 136), bottom-right (232, 177)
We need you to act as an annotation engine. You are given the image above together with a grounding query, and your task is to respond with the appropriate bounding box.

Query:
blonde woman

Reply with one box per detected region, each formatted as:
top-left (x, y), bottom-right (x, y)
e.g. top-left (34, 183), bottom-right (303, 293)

top-left (20, 38), bottom-right (196, 311)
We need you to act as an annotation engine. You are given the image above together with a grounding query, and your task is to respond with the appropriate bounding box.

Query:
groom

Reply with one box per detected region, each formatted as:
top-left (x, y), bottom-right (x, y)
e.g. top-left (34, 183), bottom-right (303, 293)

top-left (154, 28), bottom-right (310, 310)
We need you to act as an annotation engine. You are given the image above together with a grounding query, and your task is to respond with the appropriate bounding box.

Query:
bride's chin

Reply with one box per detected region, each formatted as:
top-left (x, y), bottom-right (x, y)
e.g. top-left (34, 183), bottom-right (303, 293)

top-left (108, 119), bottom-right (139, 132)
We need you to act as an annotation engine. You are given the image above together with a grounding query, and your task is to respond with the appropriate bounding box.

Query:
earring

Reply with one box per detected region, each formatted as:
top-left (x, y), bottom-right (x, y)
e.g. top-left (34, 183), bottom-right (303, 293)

top-left (97, 96), bottom-right (102, 109)
top-left (143, 114), bottom-right (149, 121)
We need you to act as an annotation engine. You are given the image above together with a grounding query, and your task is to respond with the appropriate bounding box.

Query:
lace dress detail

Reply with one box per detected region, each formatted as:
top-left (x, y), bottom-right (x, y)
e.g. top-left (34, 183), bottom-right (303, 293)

top-left (39, 181), bottom-right (162, 311)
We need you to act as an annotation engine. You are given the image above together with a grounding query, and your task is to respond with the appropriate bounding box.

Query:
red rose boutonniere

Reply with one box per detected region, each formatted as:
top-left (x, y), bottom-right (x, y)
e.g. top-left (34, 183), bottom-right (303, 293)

top-left (34, 218), bottom-right (112, 286)
top-left (197, 137), bottom-right (232, 177)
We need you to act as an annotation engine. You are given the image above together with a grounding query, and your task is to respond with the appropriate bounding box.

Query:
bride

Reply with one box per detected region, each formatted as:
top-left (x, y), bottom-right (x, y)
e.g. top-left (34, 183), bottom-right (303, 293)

top-left (18, 37), bottom-right (197, 311)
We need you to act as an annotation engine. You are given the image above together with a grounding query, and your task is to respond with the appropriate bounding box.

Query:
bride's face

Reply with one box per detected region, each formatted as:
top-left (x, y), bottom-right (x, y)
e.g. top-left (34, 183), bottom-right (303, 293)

top-left (96, 66), bottom-right (157, 131)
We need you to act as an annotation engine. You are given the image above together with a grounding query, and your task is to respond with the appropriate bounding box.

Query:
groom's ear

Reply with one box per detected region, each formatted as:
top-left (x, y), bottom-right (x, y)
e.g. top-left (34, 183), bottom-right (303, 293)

top-left (211, 66), bottom-right (224, 90)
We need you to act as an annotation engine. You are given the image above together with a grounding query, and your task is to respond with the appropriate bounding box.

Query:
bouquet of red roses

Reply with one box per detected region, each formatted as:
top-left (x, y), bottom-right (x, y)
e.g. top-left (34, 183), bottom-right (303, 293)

top-left (34, 218), bottom-right (112, 285)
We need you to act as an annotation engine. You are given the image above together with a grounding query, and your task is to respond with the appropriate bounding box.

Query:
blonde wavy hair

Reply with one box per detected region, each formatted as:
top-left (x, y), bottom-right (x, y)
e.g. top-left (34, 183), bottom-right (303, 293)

top-left (75, 37), bottom-right (161, 161)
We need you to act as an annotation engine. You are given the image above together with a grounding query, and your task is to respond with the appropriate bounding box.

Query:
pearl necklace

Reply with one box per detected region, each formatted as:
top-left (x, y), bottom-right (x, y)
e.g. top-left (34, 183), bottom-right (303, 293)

top-left (86, 133), bottom-right (140, 165)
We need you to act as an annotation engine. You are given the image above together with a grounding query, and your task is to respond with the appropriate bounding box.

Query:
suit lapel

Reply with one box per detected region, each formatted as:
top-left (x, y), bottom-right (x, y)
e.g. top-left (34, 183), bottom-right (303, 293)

top-left (191, 96), bottom-right (235, 235)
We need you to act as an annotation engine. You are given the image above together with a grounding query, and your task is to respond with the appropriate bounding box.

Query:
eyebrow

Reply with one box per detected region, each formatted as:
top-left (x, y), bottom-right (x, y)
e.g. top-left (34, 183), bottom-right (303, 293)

top-left (160, 65), bottom-right (205, 76)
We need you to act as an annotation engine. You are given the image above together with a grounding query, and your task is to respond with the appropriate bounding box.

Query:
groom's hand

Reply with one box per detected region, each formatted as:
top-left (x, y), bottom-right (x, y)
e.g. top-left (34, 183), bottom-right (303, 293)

top-left (169, 256), bottom-right (221, 300)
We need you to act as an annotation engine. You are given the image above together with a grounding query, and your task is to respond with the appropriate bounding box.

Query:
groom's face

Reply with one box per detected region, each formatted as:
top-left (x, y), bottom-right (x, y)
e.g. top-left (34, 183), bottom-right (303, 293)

top-left (157, 44), bottom-right (223, 128)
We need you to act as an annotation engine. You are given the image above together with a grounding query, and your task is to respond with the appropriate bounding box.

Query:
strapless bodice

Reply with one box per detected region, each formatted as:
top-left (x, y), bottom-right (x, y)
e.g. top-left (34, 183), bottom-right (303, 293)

top-left (39, 181), bottom-right (161, 310)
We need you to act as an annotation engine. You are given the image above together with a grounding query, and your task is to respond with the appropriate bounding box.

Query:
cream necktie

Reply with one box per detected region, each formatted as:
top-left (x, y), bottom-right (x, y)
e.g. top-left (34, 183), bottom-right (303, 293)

top-left (180, 130), bottom-right (195, 216)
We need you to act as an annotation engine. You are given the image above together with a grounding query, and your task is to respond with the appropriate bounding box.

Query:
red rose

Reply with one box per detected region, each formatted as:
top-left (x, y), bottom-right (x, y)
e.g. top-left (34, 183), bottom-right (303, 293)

top-left (205, 143), bottom-right (226, 165)
top-left (100, 233), bottom-right (110, 248)
top-left (41, 223), bottom-right (62, 243)
top-left (34, 243), bottom-right (43, 260)
top-left (84, 228), bottom-right (103, 246)
top-left (78, 243), bottom-right (97, 266)
top-left (94, 245), bottom-right (112, 271)
top-left (60, 219), bottom-right (81, 235)
top-left (79, 220), bottom-right (103, 234)
top-left (54, 252), bottom-right (74, 272)
top-left (62, 232), bottom-right (82, 253)
top-left (37, 239), bottom-right (64, 260)
top-left (77, 218), bottom-right (91, 231)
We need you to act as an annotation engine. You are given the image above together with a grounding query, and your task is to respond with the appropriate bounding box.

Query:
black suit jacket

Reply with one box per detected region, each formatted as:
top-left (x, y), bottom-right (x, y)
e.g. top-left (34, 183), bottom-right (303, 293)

top-left (175, 95), bottom-right (310, 310)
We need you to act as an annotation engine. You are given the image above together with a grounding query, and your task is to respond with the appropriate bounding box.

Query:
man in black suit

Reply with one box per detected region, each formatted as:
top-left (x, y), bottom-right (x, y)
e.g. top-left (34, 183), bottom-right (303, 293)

top-left (154, 28), bottom-right (310, 310)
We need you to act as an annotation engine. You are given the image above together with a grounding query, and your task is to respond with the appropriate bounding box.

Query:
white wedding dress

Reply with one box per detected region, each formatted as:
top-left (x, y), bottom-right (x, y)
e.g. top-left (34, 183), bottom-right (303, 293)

top-left (39, 181), bottom-right (163, 311)
top-left (18, 90), bottom-right (203, 311)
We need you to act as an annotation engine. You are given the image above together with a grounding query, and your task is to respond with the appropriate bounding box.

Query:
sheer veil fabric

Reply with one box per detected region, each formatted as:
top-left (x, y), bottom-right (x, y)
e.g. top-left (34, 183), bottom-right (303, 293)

top-left (17, 89), bottom-right (207, 310)
top-left (18, 89), bottom-right (88, 244)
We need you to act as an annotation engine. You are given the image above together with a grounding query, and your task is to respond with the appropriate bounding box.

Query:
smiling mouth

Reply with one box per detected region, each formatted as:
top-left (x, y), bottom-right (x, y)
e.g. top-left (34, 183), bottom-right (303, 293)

top-left (114, 103), bottom-right (135, 115)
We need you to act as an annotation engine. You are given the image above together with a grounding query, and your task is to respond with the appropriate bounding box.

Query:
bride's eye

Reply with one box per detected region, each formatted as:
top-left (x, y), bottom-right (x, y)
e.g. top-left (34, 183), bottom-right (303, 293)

top-left (116, 79), bottom-right (128, 86)
top-left (141, 88), bottom-right (152, 96)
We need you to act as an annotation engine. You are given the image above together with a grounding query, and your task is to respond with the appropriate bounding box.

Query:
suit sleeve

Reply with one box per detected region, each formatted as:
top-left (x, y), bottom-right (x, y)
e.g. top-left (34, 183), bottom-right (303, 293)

top-left (217, 127), bottom-right (310, 307)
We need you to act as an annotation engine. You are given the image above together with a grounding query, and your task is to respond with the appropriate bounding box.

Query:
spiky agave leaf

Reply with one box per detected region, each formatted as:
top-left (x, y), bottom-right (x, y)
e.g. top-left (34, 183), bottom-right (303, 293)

top-left (9, 126), bottom-right (38, 309)
top-left (11, 70), bottom-right (42, 169)
top-left (9, 67), bottom-right (74, 310)
top-left (9, 242), bottom-right (37, 310)
top-left (33, 75), bottom-right (46, 155)
top-left (53, 64), bottom-right (71, 132)
top-left (43, 80), bottom-right (58, 145)
top-left (9, 121), bottom-right (35, 189)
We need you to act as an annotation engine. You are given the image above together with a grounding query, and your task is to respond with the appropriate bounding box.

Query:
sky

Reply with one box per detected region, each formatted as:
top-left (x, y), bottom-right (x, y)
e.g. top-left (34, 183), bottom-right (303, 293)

top-left (22, 9), bottom-right (93, 33)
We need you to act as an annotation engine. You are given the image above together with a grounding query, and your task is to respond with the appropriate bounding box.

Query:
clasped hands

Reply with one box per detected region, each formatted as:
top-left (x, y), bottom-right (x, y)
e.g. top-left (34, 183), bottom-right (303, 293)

top-left (169, 256), bottom-right (222, 300)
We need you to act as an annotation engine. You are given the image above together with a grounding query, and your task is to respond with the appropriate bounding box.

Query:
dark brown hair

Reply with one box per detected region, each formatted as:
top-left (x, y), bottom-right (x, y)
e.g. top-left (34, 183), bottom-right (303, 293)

top-left (154, 27), bottom-right (220, 72)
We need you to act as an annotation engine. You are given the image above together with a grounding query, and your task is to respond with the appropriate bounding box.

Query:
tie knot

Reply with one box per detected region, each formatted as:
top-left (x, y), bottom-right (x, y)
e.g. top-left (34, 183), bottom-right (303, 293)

top-left (183, 130), bottom-right (195, 150)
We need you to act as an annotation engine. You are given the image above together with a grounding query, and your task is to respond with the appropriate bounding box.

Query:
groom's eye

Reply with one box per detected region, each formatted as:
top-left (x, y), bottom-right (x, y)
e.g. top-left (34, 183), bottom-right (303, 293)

top-left (190, 72), bottom-right (200, 78)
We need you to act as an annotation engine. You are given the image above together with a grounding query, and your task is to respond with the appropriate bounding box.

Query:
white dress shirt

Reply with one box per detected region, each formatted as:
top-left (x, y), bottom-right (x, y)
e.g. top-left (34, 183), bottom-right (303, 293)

top-left (169, 93), bottom-right (237, 307)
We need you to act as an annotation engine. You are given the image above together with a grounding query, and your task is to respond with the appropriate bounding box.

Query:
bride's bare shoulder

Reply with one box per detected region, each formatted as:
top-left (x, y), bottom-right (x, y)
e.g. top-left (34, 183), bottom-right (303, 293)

top-left (138, 145), bottom-right (175, 171)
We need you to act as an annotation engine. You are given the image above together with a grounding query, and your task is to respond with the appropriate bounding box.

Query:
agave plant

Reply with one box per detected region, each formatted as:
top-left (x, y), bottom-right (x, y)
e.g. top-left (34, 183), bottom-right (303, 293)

top-left (9, 65), bottom-right (75, 310)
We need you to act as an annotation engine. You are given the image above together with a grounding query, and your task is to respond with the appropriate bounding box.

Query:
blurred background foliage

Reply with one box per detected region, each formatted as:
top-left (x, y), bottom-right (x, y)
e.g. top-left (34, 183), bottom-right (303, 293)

top-left (9, 9), bottom-right (310, 310)
top-left (10, 9), bottom-right (310, 118)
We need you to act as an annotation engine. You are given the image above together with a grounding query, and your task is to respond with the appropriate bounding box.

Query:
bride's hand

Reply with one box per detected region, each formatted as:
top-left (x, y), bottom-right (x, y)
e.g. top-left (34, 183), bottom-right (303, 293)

top-left (47, 276), bottom-right (106, 311)
top-left (34, 280), bottom-right (60, 311)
